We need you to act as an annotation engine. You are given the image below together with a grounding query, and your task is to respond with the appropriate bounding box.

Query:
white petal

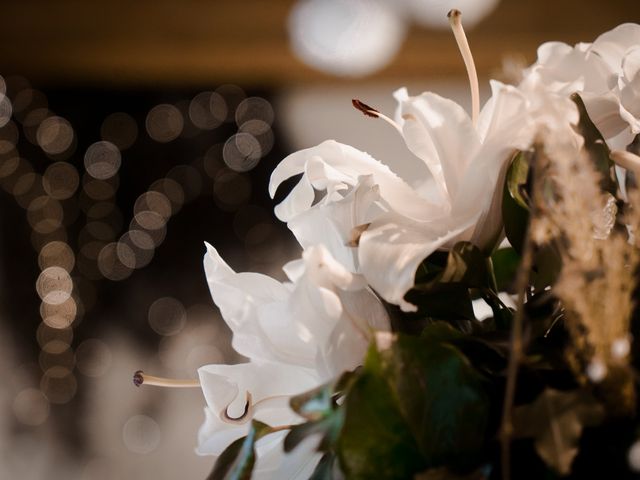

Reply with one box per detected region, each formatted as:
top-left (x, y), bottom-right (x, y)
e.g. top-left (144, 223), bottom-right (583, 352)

top-left (358, 215), bottom-right (474, 311)
top-left (582, 90), bottom-right (629, 138)
top-left (398, 91), bottom-right (481, 199)
top-left (592, 23), bottom-right (640, 73)
top-left (270, 140), bottom-right (441, 223)
top-left (285, 176), bottom-right (381, 272)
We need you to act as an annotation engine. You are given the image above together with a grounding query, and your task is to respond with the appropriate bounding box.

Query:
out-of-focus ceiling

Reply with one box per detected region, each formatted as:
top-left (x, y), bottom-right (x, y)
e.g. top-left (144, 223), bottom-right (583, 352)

top-left (0, 0), bottom-right (637, 86)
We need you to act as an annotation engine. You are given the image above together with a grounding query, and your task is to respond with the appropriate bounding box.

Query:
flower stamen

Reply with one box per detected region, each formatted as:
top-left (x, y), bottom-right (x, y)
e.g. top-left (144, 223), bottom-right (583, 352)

top-left (352, 98), bottom-right (403, 134)
top-left (133, 370), bottom-right (200, 388)
top-left (611, 149), bottom-right (640, 176)
top-left (221, 392), bottom-right (253, 425)
top-left (448, 9), bottom-right (480, 127)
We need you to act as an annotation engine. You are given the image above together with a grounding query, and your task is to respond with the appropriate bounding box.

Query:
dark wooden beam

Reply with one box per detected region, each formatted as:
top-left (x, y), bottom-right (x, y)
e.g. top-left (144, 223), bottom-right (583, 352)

top-left (0, 0), bottom-right (636, 87)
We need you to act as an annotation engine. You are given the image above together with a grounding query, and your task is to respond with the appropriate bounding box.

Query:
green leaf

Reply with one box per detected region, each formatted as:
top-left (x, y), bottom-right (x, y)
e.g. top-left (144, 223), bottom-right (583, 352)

top-left (571, 93), bottom-right (617, 195)
top-left (491, 247), bottom-right (520, 293)
top-left (285, 408), bottom-right (345, 453)
top-left (386, 329), bottom-right (490, 468)
top-left (337, 346), bottom-right (427, 479)
top-left (309, 453), bottom-right (339, 480)
top-left (512, 388), bottom-right (605, 475)
top-left (207, 421), bottom-right (272, 480)
top-left (502, 152), bottom-right (531, 255)
top-left (506, 151), bottom-right (531, 210)
top-left (337, 326), bottom-right (491, 478)
top-left (416, 242), bottom-right (491, 290)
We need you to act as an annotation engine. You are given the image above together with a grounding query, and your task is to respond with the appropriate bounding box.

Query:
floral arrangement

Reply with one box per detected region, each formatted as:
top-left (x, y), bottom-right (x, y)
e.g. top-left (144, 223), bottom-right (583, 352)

top-left (135, 11), bottom-right (640, 480)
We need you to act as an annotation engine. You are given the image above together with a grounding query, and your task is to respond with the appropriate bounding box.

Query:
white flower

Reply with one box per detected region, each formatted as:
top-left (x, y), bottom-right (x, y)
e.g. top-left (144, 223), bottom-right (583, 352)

top-left (270, 79), bottom-right (531, 311)
top-left (522, 23), bottom-right (640, 147)
top-left (196, 243), bottom-right (389, 478)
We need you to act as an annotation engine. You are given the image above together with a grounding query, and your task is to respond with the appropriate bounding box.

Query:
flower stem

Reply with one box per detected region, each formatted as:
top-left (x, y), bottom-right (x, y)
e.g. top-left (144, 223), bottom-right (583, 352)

top-left (500, 149), bottom-right (542, 480)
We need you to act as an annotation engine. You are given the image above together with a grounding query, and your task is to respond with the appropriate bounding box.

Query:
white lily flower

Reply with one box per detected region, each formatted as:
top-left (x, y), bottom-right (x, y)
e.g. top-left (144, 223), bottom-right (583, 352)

top-left (522, 23), bottom-right (640, 147)
top-left (270, 12), bottom-right (533, 311)
top-left (195, 243), bottom-right (389, 477)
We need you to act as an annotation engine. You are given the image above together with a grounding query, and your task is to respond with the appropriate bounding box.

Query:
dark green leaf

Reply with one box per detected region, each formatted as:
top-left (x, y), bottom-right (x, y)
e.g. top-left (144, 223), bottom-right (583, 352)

top-left (415, 242), bottom-right (491, 290)
top-left (491, 247), bottom-right (520, 292)
top-left (284, 408), bottom-right (345, 453)
top-left (337, 326), bottom-right (491, 478)
top-left (502, 152), bottom-right (531, 255)
top-left (571, 93), bottom-right (617, 195)
top-left (506, 151), bottom-right (531, 210)
top-left (338, 346), bottom-right (427, 479)
top-left (310, 453), bottom-right (340, 480)
top-left (513, 388), bottom-right (605, 475)
top-left (405, 284), bottom-right (476, 321)
top-left (385, 329), bottom-right (490, 468)
top-left (207, 421), bottom-right (272, 480)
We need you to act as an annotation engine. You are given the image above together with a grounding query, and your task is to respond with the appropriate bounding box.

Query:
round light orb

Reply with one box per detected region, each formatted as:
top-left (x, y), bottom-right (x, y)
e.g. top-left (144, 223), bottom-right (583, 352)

top-left (394, 0), bottom-right (500, 29)
top-left (288, 0), bottom-right (407, 77)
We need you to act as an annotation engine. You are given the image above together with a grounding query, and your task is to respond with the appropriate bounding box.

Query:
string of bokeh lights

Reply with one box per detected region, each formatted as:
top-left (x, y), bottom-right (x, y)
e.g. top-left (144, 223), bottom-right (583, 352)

top-left (0, 75), bottom-right (275, 429)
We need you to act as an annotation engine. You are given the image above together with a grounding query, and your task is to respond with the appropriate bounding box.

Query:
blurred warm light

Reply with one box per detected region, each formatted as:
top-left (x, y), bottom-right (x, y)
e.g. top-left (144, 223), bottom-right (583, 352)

top-left (38, 241), bottom-right (75, 271)
top-left (145, 104), bottom-right (184, 142)
top-left (117, 230), bottom-right (155, 269)
top-left (40, 296), bottom-right (77, 329)
top-left (148, 297), bottom-right (187, 336)
top-left (122, 415), bottom-right (161, 454)
top-left (97, 242), bottom-right (133, 281)
top-left (100, 112), bottom-right (138, 150)
top-left (215, 84), bottom-right (246, 123)
top-left (27, 195), bottom-right (63, 234)
top-left (239, 119), bottom-right (274, 158)
top-left (235, 96), bottom-right (274, 127)
top-left (130, 212), bottom-right (167, 247)
top-left (188, 91), bottom-right (226, 130)
top-left (395, 0), bottom-right (500, 29)
top-left (82, 175), bottom-right (119, 201)
top-left (40, 366), bottom-right (77, 404)
top-left (288, 0), bottom-right (406, 77)
top-left (84, 141), bottom-right (122, 180)
top-left (149, 178), bottom-right (185, 215)
top-left (43, 161), bottom-right (80, 200)
top-left (36, 266), bottom-right (73, 305)
top-left (12, 388), bottom-right (50, 426)
top-left (36, 116), bottom-right (74, 155)
top-left (37, 322), bottom-right (74, 351)
top-left (76, 339), bottom-right (112, 377)
top-left (223, 133), bottom-right (262, 172)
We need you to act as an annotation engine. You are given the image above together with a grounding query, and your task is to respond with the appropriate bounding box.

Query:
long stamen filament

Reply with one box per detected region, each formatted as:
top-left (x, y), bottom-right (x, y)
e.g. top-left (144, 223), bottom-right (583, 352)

top-left (133, 370), bottom-right (200, 388)
top-left (611, 150), bottom-right (640, 176)
top-left (352, 99), bottom-right (403, 134)
top-left (448, 9), bottom-right (480, 127)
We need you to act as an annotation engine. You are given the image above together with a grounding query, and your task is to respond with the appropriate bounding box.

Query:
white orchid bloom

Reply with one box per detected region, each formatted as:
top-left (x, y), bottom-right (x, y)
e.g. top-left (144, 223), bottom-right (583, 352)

top-left (270, 12), bottom-right (532, 311)
top-left (195, 242), bottom-right (389, 477)
top-left (522, 23), bottom-right (640, 147)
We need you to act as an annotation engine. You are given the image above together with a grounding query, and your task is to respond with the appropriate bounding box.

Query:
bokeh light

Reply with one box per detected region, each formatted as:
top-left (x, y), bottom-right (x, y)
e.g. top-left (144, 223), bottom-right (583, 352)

top-left (122, 415), bottom-right (161, 454)
top-left (42, 162), bottom-right (80, 200)
top-left (148, 297), bottom-right (187, 336)
top-left (38, 241), bottom-right (75, 271)
top-left (12, 388), bottom-right (50, 426)
top-left (36, 116), bottom-right (74, 155)
top-left (145, 104), bottom-right (183, 142)
top-left (40, 366), bottom-right (77, 404)
top-left (84, 141), bottom-right (122, 180)
top-left (288, 0), bottom-right (406, 77)
top-left (76, 339), bottom-right (112, 377)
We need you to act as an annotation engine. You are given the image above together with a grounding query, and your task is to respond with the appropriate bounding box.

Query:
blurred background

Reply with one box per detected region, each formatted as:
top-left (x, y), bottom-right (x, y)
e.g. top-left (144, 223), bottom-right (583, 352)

top-left (0, 0), bottom-right (636, 478)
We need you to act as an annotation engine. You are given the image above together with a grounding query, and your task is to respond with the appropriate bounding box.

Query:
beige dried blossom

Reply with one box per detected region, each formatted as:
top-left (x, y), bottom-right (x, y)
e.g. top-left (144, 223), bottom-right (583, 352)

top-left (532, 132), bottom-right (638, 402)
